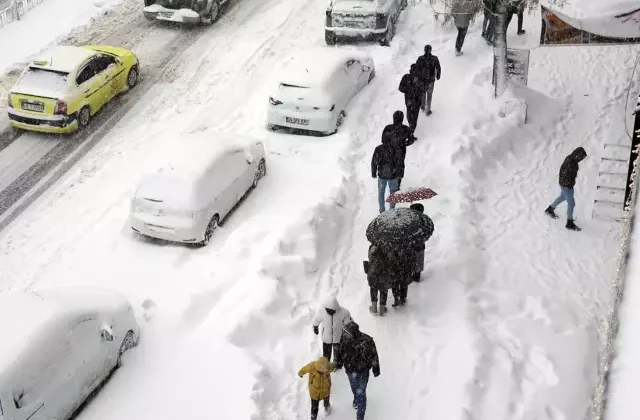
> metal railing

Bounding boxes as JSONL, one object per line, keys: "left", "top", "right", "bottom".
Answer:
{"left": 0, "top": 0, "right": 47, "bottom": 30}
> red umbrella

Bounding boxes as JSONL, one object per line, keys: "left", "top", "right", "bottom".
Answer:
{"left": 387, "top": 187, "right": 438, "bottom": 204}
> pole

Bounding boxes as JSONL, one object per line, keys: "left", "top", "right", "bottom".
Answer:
{"left": 624, "top": 108, "right": 640, "bottom": 210}
{"left": 493, "top": 0, "right": 508, "bottom": 97}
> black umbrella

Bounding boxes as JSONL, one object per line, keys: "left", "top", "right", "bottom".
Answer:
{"left": 366, "top": 208, "right": 434, "bottom": 249}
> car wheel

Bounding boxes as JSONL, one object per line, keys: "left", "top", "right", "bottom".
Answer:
{"left": 380, "top": 19, "right": 395, "bottom": 46}
{"left": 252, "top": 159, "right": 267, "bottom": 187}
{"left": 200, "top": 215, "right": 219, "bottom": 246}
{"left": 117, "top": 330, "right": 136, "bottom": 368}
{"left": 368, "top": 69, "right": 376, "bottom": 83}
{"left": 206, "top": 1, "right": 220, "bottom": 24}
{"left": 78, "top": 106, "right": 91, "bottom": 128}
{"left": 127, "top": 65, "right": 139, "bottom": 89}
{"left": 336, "top": 110, "right": 346, "bottom": 128}
{"left": 325, "top": 30, "right": 337, "bottom": 45}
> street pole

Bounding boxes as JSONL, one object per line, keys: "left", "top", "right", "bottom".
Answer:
{"left": 493, "top": 0, "right": 508, "bottom": 97}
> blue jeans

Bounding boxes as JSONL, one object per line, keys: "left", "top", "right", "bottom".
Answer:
{"left": 551, "top": 186, "right": 575, "bottom": 220}
{"left": 347, "top": 371, "right": 370, "bottom": 419}
{"left": 378, "top": 178, "right": 399, "bottom": 213}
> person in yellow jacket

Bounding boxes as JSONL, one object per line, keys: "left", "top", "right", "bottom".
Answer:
{"left": 298, "top": 356, "right": 336, "bottom": 420}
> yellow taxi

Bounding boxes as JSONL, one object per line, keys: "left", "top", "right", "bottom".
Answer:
{"left": 7, "top": 45, "right": 140, "bottom": 134}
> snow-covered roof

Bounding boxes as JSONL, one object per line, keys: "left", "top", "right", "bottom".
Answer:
{"left": 29, "top": 45, "right": 96, "bottom": 73}
{"left": 278, "top": 48, "right": 371, "bottom": 88}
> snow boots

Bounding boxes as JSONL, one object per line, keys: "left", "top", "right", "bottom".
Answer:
{"left": 455, "top": 49, "right": 463, "bottom": 56}
{"left": 566, "top": 219, "right": 581, "bottom": 231}
{"left": 370, "top": 302, "right": 387, "bottom": 316}
{"left": 546, "top": 206, "right": 581, "bottom": 231}
{"left": 518, "top": 29, "right": 526, "bottom": 35}
{"left": 545, "top": 205, "right": 558, "bottom": 219}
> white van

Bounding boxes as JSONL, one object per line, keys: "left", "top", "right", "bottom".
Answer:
{"left": 129, "top": 133, "right": 267, "bottom": 246}
{"left": 0, "top": 287, "right": 139, "bottom": 420}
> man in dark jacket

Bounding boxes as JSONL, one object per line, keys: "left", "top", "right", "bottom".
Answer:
{"left": 387, "top": 247, "right": 416, "bottom": 307}
{"left": 545, "top": 147, "right": 588, "bottom": 231}
{"left": 410, "top": 203, "right": 426, "bottom": 282}
{"left": 398, "top": 65, "right": 424, "bottom": 132}
{"left": 371, "top": 131, "right": 405, "bottom": 213}
{"left": 381, "top": 110, "right": 415, "bottom": 189}
{"left": 415, "top": 45, "right": 441, "bottom": 116}
{"left": 341, "top": 322, "right": 380, "bottom": 420}
{"left": 364, "top": 244, "right": 393, "bottom": 316}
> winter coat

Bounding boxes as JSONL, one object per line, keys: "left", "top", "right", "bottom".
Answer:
{"left": 312, "top": 296, "right": 352, "bottom": 344}
{"left": 341, "top": 324, "right": 380, "bottom": 376}
{"left": 386, "top": 247, "right": 417, "bottom": 286}
{"left": 558, "top": 147, "right": 587, "bottom": 188}
{"left": 366, "top": 245, "right": 395, "bottom": 290}
{"left": 452, "top": 0, "right": 479, "bottom": 28}
{"left": 416, "top": 53, "right": 441, "bottom": 84}
{"left": 380, "top": 112, "right": 413, "bottom": 161}
{"left": 298, "top": 357, "right": 335, "bottom": 401}
{"left": 399, "top": 72, "right": 425, "bottom": 101}
{"left": 371, "top": 139, "right": 405, "bottom": 180}
{"left": 507, "top": 0, "right": 525, "bottom": 14}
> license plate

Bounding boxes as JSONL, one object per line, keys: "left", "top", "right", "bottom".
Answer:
{"left": 285, "top": 117, "right": 309, "bottom": 125}
{"left": 344, "top": 21, "right": 360, "bottom": 28}
{"left": 21, "top": 102, "right": 44, "bottom": 112}
{"left": 146, "top": 224, "right": 172, "bottom": 233}
{"left": 159, "top": 11, "right": 174, "bottom": 18}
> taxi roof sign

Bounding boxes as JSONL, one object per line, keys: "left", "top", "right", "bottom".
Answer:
{"left": 31, "top": 60, "right": 49, "bottom": 66}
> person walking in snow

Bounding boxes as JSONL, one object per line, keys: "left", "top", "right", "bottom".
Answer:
{"left": 340, "top": 321, "right": 380, "bottom": 420}
{"left": 364, "top": 244, "right": 393, "bottom": 316}
{"left": 312, "top": 295, "right": 353, "bottom": 368}
{"left": 452, "top": 0, "right": 480, "bottom": 56}
{"left": 505, "top": 0, "right": 526, "bottom": 35}
{"left": 371, "top": 131, "right": 406, "bottom": 213}
{"left": 381, "top": 110, "right": 415, "bottom": 189}
{"left": 398, "top": 65, "right": 425, "bottom": 133}
{"left": 545, "top": 147, "right": 588, "bottom": 231}
{"left": 482, "top": 0, "right": 497, "bottom": 44}
{"left": 298, "top": 356, "right": 336, "bottom": 420}
{"left": 415, "top": 44, "right": 441, "bottom": 116}
{"left": 409, "top": 203, "right": 427, "bottom": 282}
{"left": 388, "top": 246, "right": 417, "bottom": 307}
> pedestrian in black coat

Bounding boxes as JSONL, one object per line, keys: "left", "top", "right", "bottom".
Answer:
{"left": 381, "top": 110, "right": 415, "bottom": 189}
{"left": 364, "top": 244, "right": 394, "bottom": 316}
{"left": 545, "top": 147, "right": 587, "bottom": 231}
{"left": 409, "top": 203, "right": 427, "bottom": 282}
{"left": 340, "top": 322, "right": 380, "bottom": 420}
{"left": 398, "top": 64, "right": 424, "bottom": 133}
{"left": 387, "top": 247, "right": 416, "bottom": 307}
{"left": 371, "top": 130, "right": 406, "bottom": 213}
{"left": 415, "top": 45, "right": 441, "bottom": 116}
{"left": 505, "top": 0, "right": 526, "bottom": 35}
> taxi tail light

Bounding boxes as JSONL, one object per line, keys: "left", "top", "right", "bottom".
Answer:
{"left": 54, "top": 100, "right": 67, "bottom": 115}
{"left": 7, "top": 93, "right": 13, "bottom": 108}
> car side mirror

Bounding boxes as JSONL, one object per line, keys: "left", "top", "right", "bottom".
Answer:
{"left": 101, "top": 326, "right": 114, "bottom": 342}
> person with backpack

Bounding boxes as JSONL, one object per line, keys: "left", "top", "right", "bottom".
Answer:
{"left": 371, "top": 130, "right": 406, "bottom": 213}
{"left": 415, "top": 45, "right": 441, "bottom": 116}
{"left": 544, "top": 147, "right": 588, "bottom": 231}
{"left": 298, "top": 356, "right": 336, "bottom": 420}
{"left": 398, "top": 64, "right": 425, "bottom": 132}
{"left": 381, "top": 110, "right": 415, "bottom": 189}
{"left": 312, "top": 295, "right": 353, "bottom": 368}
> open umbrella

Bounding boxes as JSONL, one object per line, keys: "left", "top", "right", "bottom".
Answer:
{"left": 387, "top": 187, "right": 437, "bottom": 204}
{"left": 366, "top": 207, "right": 434, "bottom": 250}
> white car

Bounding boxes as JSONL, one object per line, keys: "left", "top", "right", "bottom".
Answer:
{"left": 129, "top": 133, "right": 267, "bottom": 246}
{"left": 142, "top": 0, "right": 229, "bottom": 24}
{"left": 0, "top": 287, "right": 139, "bottom": 420}
{"left": 267, "top": 49, "right": 375, "bottom": 136}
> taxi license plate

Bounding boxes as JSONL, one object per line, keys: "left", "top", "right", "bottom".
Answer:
{"left": 159, "top": 11, "right": 174, "bottom": 18}
{"left": 286, "top": 117, "right": 309, "bottom": 125}
{"left": 21, "top": 102, "right": 44, "bottom": 112}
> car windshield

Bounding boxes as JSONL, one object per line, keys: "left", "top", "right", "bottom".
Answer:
{"left": 19, "top": 68, "right": 68, "bottom": 91}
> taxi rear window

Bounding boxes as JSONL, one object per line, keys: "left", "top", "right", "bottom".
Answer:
{"left": 19, "top": 67, "right": 68, "bottom": 91}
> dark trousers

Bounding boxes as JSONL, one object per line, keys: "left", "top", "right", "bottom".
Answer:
{"left": 455, "top": 27, "right": 468, "bottom": 52}
{"left": 506, "top": 11, "right": 524, "bottom": 32}
{"left": 392, "top": 282, "right": 408, "bottom": 302}
{"left": 369, "top": 286, "right": 388, "bottom": 305}
{"left": 347, "top": 371, "right": 370, "bottom": 420}
{"left": 322, "top": 342, "right": 342, "bottom": 366}
{"left": 485, "top": 14, "right": 496, "bottom": 41}
{"left": 311, "top": 397, "right": 330, "bottom": 419}
{"left": 405, "top": 97, "right": 420, "bottom": 131}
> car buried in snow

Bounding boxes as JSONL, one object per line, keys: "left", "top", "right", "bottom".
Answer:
{"left": 7, "top": 45, "right": 139, "bottom": 134}
{"left": 267, "top": 49, "right": 375, "bottom": 136}
{"left": 324, "top": 0, "right": 407, "bottom": 46}
{"left": 143, "top": 0, "right": 227, "bottom": 24}
{"left": 0, "top": 287, "right": 139, "bottom": 420}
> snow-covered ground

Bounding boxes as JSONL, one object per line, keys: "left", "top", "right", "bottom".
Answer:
{"left": 0, "top": 1, "right": 637, "bottom": 420}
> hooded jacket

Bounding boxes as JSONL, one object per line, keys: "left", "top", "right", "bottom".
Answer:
{"left": 371, "top": 115, "right": 407, "bottom": 180}
{"left": 312, "top": 296, "right": 352, "bottom": 344}
{"left": 381, "top": 111, "right": 414, "bottom": 152}
{"left": 416, "top": 51, "right": 441, "bottom": 84}
{"left": 398, "top": 65, "right": 425, "bottom": 100}
{"left": 298, "top": 356, "right": 336, "bottom": 400}
{"left": 341, "top": 322, "right": 380, "bottom": 376}
{"left": 366, "top": 244, "right": 395, "bottom": 290}
{"left": 558, "top": 147, "right": 587, "bottom": 188}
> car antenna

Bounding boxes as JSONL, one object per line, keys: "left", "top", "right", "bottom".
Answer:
{"left": 31, "top": 290, "right": 44, "bottom": 300}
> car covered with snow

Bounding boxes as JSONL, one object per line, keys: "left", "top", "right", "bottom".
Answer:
{"left": 129, "top": 132, "right": 267, "bottom": 246}
{"left": 142, "top": 0, "right": 227, "bottom": 24}
{"left": 7, "top": 45, "right": 139, "bottom": 134}
{"left": 0, "top": 287, "right": 139, "bottom": 420}
{"left": 324, "top": 0, "right": 407, "bottom": 46}
{"left": 267, "top": 49, "right": 375, "bottom": 136}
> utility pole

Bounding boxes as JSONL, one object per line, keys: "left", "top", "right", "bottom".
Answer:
{"left": 493, "top": 0, "right": 509, "bottom": 97}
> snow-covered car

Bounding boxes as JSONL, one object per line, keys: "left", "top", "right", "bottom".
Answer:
{"left": 325, "top": 0, "right": 407, "bottom": 46}
{"left": 0, "top": 287, "right": 139, "bottom": 420}
{"left": 267, "top": 49, "right": 375, "bottom": 136}
{"left": 143, "top": 0, "right": 228, "bottom": 24}
{"left": 129, "top": 133, "right": 267, "bottom": 246}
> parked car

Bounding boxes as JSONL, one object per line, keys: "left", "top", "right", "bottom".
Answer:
{"left": 0, "top": 287, "right": 139, "bottom": 420}
{"left": 7, "top": 45, "right": 139, "bottom": 135}
{"left": 143, "top": 0, "right": 228, "bottom": 24}
{"left": 267, "top": 49, "right": 375, "bottom": 136}
{"left": 129, "top": 133, "right": 267, "bottom": 246}
{"left": 324, "top": 0, "right": 408, "bottom": 46}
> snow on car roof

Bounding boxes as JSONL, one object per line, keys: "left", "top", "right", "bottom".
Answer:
{"left": 29, "top": 45, "right": 96, "bottom": 73}
{"left": 278, "top": 48, "right": 371, "bottom": 88}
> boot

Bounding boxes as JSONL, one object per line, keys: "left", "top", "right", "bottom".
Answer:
{"left": 379, "top": 305, "right": 388, "bottom": 316}
{"left": 545, "top": 206, "right": 558, "bottom": 219}
{"left": 566, "top": 219, "right": 581, "bottom": 231}
{"left": 392, "top": 299, "right": 402, "bottom": 307}
{"left": 324, "top": 405, "right": 331, "bottom": 415}
{"left": 517, "top": 29, "right": 526, "bottom": 35}
{"left": 369, "top": 302, "right": 378, "bottom": 314}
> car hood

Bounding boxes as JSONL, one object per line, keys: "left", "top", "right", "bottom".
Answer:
{"left": 10, "top": 85, "right": 62, "bottom": 100}
{"left": 330, "top": 0, "right": 379, "bottom": 15}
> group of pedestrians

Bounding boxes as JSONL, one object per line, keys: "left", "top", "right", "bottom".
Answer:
{"left": 398, "top": 45, "right": 441, "bottom": 131}
{"left": 299, "top": 295, "right": 380, "bottom": 420}
{"left": 480, "top": 0, "right": 527, "bottom": 46}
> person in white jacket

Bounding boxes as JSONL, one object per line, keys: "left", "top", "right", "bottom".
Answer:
{"left": 312, "top": 295, "right": 353, "bottom": 369}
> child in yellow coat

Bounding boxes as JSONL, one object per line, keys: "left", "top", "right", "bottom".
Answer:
{"left": 298, "top": 356, "right": 336, "bottom": 420}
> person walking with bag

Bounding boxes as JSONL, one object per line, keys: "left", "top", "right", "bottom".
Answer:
{"left": 364, "top": 244, "right": 393, "bottom": 316}
{"left": 415, "top": 45, "right": 441, "bottom": 116}
{"left": 312, "top": 295, "right": 353, "bottom": 368}
{"left": 398, "top": 65, "right": 424, "bottom": 132}
{"left": 544, "top": 147, "right": 587, "bottom": 231}
{"left": 381, "top": 110, "right": 415, "bottom": 188}
{"left": 452, "top": 0, "right": 480, "bottom": 56}
{"left": 298, "top": 356, "right": 336, "bottom": 420}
